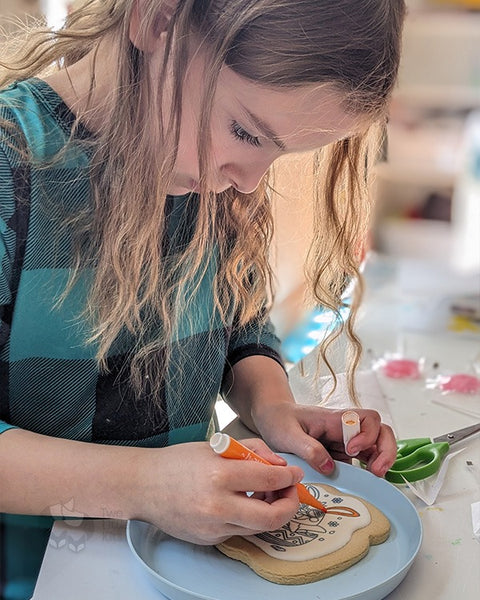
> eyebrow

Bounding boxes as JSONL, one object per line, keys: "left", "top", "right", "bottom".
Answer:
{"left": 242, "top": 107, "right": 287, "bottom": 152}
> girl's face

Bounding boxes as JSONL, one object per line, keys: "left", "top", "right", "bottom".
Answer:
{"left": 164, "top": 52, "right": 366, "bottom": 196}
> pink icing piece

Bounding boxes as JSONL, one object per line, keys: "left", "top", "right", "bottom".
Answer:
{"left": 383, "top": 359, "right": 421, "bottom": 379}
{"left": 440, "top": 374, "right": 480, "bottom": 394}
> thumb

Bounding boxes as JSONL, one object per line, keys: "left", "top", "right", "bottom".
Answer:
{"left": 292, "top": 432, "right": 335, "bottom": 475}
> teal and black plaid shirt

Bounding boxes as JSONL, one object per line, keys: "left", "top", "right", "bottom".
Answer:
{"left": 0, "top": 78, "right": 283, "bottom": 600}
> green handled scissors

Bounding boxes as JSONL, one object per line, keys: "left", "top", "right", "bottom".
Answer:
{"left": 385, "top": 422, "right": 480, "bottom": 483}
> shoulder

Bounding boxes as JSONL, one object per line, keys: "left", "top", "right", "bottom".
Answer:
{"left": 0, "top": 142, "right": 16, "bottom": 227}
{"left": 0, "top": 87, "right": 30, "bottom": 227}
{"left": 0, "top": 78, "right": 76, "bottom": 163}
{"left": 0, "top": 142, "right": 19, "bottom": 294}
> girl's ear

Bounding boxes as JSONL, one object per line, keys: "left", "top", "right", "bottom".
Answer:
{"left": 129, "top": 0, "right": 177, "bottom": 52}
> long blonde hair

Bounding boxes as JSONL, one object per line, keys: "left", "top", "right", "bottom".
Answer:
{"left": 0, "top": 0, "right": 405, "bottom": 402}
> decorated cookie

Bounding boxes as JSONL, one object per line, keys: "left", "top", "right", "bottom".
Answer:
{"left": 216, "top": 483, "right": 390, "bottom": 585}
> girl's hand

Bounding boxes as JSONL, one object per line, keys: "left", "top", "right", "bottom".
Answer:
{"left": 252, "top": 403, "right": 397, "bottom": 479}
{"left": 134, "top": 439, "right": 304, "bottom": 545}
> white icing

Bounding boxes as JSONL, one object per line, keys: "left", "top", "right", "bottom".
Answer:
{"left": 244, "top": 484, "right": 371, "bottom": 562}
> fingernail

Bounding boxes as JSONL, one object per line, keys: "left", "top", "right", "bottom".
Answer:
{"left": 294, "top": 468, "right": 305, "bottom": 483}
{"left": 320, "top": 459, "right": 334, "bottom": 473}
{"left": 347, "top": 446, "right": 360, "bottom": 457}
{"left": 379, "top": 464, "right": 390, "bottom": 478}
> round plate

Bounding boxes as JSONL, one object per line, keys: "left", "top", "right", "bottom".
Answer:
{"left": 127, "top": 457, "right": 422, "bottom": 600}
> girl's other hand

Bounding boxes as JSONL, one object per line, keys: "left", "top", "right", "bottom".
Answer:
{"left": 254, "top": 404, "right": 397, "bottom": 479}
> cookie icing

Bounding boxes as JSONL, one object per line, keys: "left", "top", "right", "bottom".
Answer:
{"left": 245, "top": 484, "right": 371, "bottom": 562}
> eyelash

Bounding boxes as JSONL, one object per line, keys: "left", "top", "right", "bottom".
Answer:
{"left": 230, "top": 120, "right": 261, "bottom": 147}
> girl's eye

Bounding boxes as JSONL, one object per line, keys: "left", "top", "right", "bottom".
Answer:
{"left": 230, "top": 120, "right": 261, "bottom": 147}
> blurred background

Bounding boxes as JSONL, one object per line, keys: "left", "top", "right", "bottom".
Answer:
{"left": 1, "top": 0, "right": 479, "bottom": 363}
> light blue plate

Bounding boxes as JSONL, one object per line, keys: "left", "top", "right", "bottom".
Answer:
{"left": 127, "top": 457, "right": 422, "bottom": 600}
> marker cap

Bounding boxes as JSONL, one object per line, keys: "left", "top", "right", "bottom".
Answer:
{"left": 342, "top": 410, "right": 361, "bottom": 457}
{"left": 210, "top": 432, "right": 230, "bottom": 454}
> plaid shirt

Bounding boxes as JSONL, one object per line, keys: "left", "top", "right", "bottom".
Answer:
{"left": 0, "top": 78, "right": 283, "bottom": 599}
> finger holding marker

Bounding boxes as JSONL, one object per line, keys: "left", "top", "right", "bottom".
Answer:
{"left": 341, "top": 413, "right": 397, "bottom": 477}
{"left": 216, "top": 452, "right": 304, "bottom": 494}
{"left": 342, "top": 409, "right": 383, "bottom": 455}
{"left": 364, "top": 423, "right": 398, "bottom": 477}
{"left": 210, "top": 433, "right": 328, "bottom": 513}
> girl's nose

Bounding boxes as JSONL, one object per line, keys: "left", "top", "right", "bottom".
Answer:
{"left": 221, "top": 161, "right": 271, "bottom": 195}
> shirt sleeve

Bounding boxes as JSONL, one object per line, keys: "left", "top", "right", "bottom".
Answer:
{"left": 225, "top": 312, "right": 285, "bottom": 372}
{"left": 0, "top": 421, "right": 17, "bottom": 434}
{"left": 0, "top": 142, "right": 19, "bottom": 434}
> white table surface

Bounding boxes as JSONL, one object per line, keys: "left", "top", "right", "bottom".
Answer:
{"left": 32, "top": 256, "right": 480, "bottom": 599}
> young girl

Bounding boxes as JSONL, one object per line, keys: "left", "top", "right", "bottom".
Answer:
{"left": 0, "top": 1, "right": 406, "bottom": 597}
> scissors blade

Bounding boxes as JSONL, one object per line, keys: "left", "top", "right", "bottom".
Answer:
{"left": 433, "top": 423, "right": 480, "bottom": 445}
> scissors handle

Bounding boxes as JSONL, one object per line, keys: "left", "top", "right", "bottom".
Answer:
{"left": 397, "top": 437, "right": 431, "bottom": 457}
{"left": 386, "top": 439, "right": 450, "bottom": 483}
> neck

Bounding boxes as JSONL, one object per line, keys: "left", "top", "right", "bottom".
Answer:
{"left": 41, "top": 39, "right": 119, "bottom": 133}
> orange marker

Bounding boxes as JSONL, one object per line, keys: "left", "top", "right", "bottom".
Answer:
{"left": 209, "top": 432, "right": 327, "bottom": 513}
